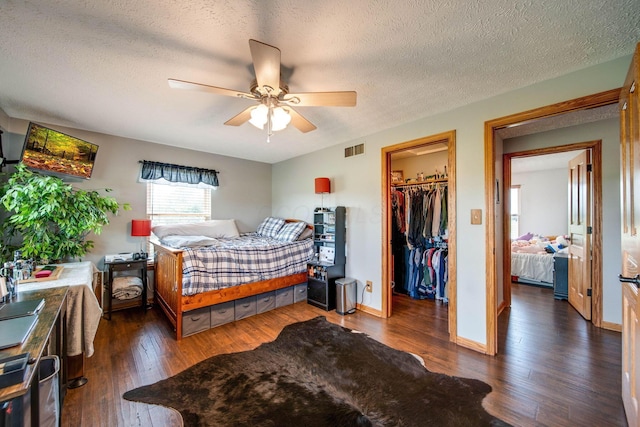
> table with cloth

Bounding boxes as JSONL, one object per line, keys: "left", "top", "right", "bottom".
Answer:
{"left": 19, "top": 261, "right": 102, "bottom": 387}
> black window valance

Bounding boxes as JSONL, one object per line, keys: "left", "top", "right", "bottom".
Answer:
{"left": 139, "top": 160, "right": 219, "bottom": 188}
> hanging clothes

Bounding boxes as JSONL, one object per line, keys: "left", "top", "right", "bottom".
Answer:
{"left": 439, "top": 186, "right": 448, "bottom": 236}
{"left": 391, "top": 189, "right": 407, "bottom": 293}
{"left": 390, "top": 182, "right": 449, "bottom": 299}
{"left": 431, "top": 187, "right": 442, "bottom": 238}
{"left": 407, "top": 190, "right": 427, "bottom": 249}
{"left": 393, "top": 183, "right": 448, "bottom": 244}
{"left": 431, "top": 248, "right": 449, "bottom": 302}
{"left": 422, "top": 189, "right": 434, "bottom": 240}
{"left": 391, "top": 190, "right": 406, "bottom": 234}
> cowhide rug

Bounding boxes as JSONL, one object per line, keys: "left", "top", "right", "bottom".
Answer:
{"left": 123, "top": 316, "right": 511, "bottom": 426}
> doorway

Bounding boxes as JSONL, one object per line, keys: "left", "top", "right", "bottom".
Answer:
{"left": 502, "top": 143, "right": 601, "bottom": 319}
{"left": 381, "top": 130, "right": 457, "bottom": 342}
{"left": 485, "top": 89, "right": 619, "bottom": 355}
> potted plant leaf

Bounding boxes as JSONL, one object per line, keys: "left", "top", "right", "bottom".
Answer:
{"left": 0, "top": 163, "right": 129, "bottom": 263}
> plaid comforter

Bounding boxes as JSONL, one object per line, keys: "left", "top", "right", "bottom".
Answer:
{"left": 178, "top": 234, "right": 314, "bottom": 296}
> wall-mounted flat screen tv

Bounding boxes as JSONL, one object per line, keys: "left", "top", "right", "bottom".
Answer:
{"left": 21, "top": 122, "right": 98, "bottom": 180}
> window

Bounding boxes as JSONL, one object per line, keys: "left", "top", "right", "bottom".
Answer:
{"left": 147, "top": 183, "right": 211, "bottom": 227}
{"left": 510, "top": 185, "right": 521, "bottom": 240}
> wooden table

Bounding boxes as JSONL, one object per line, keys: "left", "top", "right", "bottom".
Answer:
{"left": 0, "top": 286, "right": 68, "bottom": 426}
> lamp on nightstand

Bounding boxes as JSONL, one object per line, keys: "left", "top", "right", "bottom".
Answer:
{"left": 131, "top": 219, "right": 151, "bottom": 258}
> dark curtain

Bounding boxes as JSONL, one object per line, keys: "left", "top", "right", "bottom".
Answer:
{"left": 139, "top": 160, "right": 219, "bottom": 187}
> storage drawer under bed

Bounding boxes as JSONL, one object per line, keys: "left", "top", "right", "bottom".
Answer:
{"left": 276, "top": 286, "right": 294, "bottom": 307}
{"left": 235, "top": 296, "right": 257, "bottom": 320}
{"left": 182, "top": 306, "right": 211, "bottom": 337}
{"left": 181, "top": 283, "right": 308, "bottom": 338}
{"left": 210, "top": 301, "right": 235, "bottom": 327}
{"left": 256, "top": 291, "right": 276, "bottom": 314}
{"left": 294, "top": 283, "right": 308, "bottom": 303}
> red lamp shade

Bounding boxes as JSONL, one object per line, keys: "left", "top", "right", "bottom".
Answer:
{"left": 131, "top": 219, "right": 152, "bottom": 237}
{"left": 315, "top": 177, "right": 331, "bottom": 194}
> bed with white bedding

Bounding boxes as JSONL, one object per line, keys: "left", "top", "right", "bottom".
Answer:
{"left": 511, "top": 251, "right": 555, "bottom": 284}
{"left": 511, "top": 235, "right": 568, "bottom": 286}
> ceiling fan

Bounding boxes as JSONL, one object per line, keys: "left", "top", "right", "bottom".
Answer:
{"left": 168, "top": 39, "right": 357, "bottom": 142}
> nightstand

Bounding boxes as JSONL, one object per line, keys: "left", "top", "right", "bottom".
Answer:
{"left": 103, "top": 258, "right": 148, "bottom": 320}
{"left": 553, "top": 253, "right": 569, "bottom": 300}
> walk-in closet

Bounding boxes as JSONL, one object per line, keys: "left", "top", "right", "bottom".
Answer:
{"left": 390, "top": 142, "right": 449, "bottom": 308}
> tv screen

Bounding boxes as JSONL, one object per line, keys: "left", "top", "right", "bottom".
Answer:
{"left": 21, "top": 122, "right": 98, "bottom": 179}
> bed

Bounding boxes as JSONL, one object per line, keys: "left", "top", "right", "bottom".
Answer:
{"left": 151, "top": 217, "right": 314, "bottom": 340}
{"left": 510, "top": 235, "right": 568, "bottom": 286}
{"left": 511, "top": 251, "right": 555, "bottom": 285}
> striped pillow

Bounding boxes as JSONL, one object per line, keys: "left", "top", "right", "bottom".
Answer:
{"left": 275, "top": 221, "right": 307, "bottom": 242}
{"left": 256, "top": 217, "right": 286, "bottom": 238}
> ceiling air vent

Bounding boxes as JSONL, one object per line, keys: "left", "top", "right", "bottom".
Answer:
{"left": 345, "top": 143, "right": 365, "bottom": 158}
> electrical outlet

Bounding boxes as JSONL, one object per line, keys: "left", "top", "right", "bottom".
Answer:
{"left": 365, "top": 281, "right": 373, "bottom": 292}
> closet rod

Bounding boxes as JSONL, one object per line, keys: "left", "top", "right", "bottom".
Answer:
{"left": 392, "top": 179, "right": 447, "bottom": 189}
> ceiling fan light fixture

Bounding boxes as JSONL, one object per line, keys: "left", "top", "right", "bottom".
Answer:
{"left": 271, "top": 106, "right": 291, "bottom": 131}
{"left": 249, "top": 104, "right": 269, "bottom": 129}
{"left": 169, "top": 40, "right": 356, "bottom": 142}
{"left": 249, "top": 103, "right": 291, "bottom": 133}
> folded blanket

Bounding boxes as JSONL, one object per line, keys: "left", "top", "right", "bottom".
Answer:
{"left": 112, "top": 276, "right": 143, "bottom": 300}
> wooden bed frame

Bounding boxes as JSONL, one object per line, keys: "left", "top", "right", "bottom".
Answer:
{"left": 152, "top": 221, "right": 312, "bottom": 340}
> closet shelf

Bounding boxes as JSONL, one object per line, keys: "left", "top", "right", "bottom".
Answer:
{"left": 392, "top": 178, "right": 447, "bottom": 188}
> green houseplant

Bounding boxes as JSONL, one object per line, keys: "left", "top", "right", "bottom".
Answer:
{"left": 0, "top": 163, "right": 129, "bottom": 263}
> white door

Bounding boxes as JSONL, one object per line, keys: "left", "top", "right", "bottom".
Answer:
{"left": 568, "top": 150, "right": 592, "bottom": 320}
{"left": 620, "top": 42, "right": 640, "bottom": 427}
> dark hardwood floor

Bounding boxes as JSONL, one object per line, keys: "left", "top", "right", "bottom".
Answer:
{"left": 61, "top": 283, "right": 626, "bottom": 426}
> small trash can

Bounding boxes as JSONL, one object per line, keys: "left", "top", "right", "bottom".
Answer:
{"left": 23, "top": 355, "right": 60, "bottom": 427}
{"left": 335, "top": 278, "right": 357, "bottom": 315}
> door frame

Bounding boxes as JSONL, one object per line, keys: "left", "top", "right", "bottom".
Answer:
{"left": 485, "top": 88, "right": 619, "bottom": 355}
{"left": 381, "top": 130, "right": 457, "bottom": 342}
{"left": 502, "top": 142, "right": 602, "bottom": 316}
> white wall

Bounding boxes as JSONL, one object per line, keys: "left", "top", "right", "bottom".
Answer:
{"left": 272, "top": 55, "right": 630, "bottom": 345}
{"left": 0, "top": 108, "right": 9, "bottom": 132}
{"left": 512, "top": 168, "right": 568, "bottom": 238}
{"left": 2, "top": 118, "right": 273, "bottom": 270}
{"left": 505, "top": 118, "right": 622, "bottom": 324}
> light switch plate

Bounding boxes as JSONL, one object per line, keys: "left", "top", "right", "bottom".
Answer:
{"left": 471, "top": 209, "right": 482, "bottom": 225}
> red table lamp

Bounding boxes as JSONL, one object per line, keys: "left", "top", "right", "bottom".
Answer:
{"left": 131, "top": 219, "right": 151, "bottom": 257}
{"left": 315, "top": 177, "right": 331, "bottom": 211}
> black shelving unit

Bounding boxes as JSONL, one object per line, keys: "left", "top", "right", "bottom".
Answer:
{"left": 307, "top": 206, "right": 346, "bottom": 311}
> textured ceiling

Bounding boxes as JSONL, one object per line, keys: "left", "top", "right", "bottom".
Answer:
{"left": 0, "top": 0, "right": 638, "bottom": 164}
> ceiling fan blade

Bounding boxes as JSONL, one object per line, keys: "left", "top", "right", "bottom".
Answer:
{"left": 249, "top": 39, "right": 281, "bottom": 96}
{"left": 287, "top": 107, "right": 317, "bottom": 133}
{"left": 285, "top": 91, "right": 357, "bottom": 107}
{"left": 168, "top": 78, "right": 253, "bottom": 99}
{"left": 224, "top": 106, "right": 255, "bottom": 126}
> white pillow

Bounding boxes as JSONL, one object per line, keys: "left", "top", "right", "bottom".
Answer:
{"left": 152, "top": 220, "right": 239, "bottom": 239}
{"left": 161, "top": 235, "right": 219, "bottom": 248}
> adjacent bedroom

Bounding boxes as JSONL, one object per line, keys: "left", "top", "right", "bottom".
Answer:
{"left": 509, "top": 151, "right": 583, "bottom": 295}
